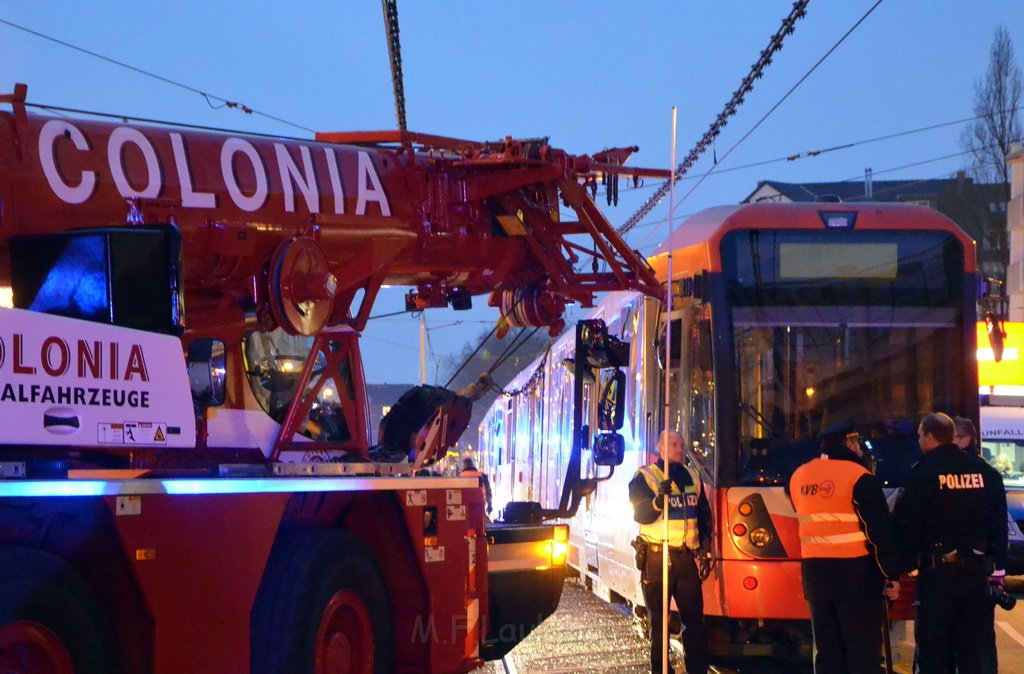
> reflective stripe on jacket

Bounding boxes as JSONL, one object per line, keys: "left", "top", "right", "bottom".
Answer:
{"left": 637, "top": 463, "right": 701, "bottom": 550}
{"left": 789, "top": 456, "right": 870, "bottom": 559}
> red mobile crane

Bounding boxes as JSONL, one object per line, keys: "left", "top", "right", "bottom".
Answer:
{"left": 0, "top": 84, "right": 663, "bottom": 674}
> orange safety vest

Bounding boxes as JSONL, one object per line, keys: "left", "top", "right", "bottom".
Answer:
{"left": 789, "top": 456, "right": 870, "bottom": 559}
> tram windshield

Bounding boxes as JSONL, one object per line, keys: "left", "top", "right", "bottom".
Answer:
{"left": 722, "top": 228, "right": 968, "bottom": 487}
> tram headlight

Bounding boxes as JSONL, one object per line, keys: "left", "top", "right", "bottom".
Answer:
{"left": 748, "top": 527, "right": 773, "bottom": 548}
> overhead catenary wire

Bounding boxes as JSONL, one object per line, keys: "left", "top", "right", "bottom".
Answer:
{"left": 614, "top": 106, "right": 1024, "bottom": 203}
{"left": 839, "top": 142, "right": 1021, "bottom": 183}
{"left": 490, "top": 328, "right": 543, "bottom": 374}
{"left": 360, "top": 334, "right": 421, "bottom": 352}
{"left": 617, "top": 0, "right": 812, "bottom": 236}
{"left": 673, "top": 0, "right": 886, "bottom": 209}
{"left": 0, "top": 17, "right": 316, "bottom": 134}
{"left": 629, "top": 141, "right": 1019, "bottom": 255}
{"left": 571, "top": 104, "right": 1024, "bottom": 241}
{"left": 443, "top": 325, "right": 501, "bottom": 389}
{"left": 8, "top": 11, "right": 1005, "bottom": 230}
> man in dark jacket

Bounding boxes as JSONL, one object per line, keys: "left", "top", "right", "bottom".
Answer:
{"left": 893, "top": 412, "right": 1007, "bottom": 673}
{"left": 789, "top": 422, "right": 902, "bottom": 674}
{"left": 629, "top": 430, "right": 712, "bottom": 674}
{"left": 460, "top": 456, "right": 492, "bottom": 515}
{"left": 954, "top": 415, "right": 990, "bottom": 461}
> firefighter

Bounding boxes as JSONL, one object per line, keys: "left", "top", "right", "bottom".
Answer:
{"left": 629, "top": 430, "right": 711, "bottom": 674}
{"left": 460, "top": 457, "right": 493, "bottom": 515}
{"left": 893, "top": 412, "right": 1007, "bottom": 673}
{"left": 789, "top": 421, "right": 902, "bottom": 674}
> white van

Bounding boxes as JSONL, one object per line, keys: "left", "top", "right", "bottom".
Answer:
{"left": 980, "top": 405, "right": 1024, "bottom": 574}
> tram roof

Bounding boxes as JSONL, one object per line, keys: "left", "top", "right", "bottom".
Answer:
{"left": 647, "top": 202, "right": 975, "bottom": 277}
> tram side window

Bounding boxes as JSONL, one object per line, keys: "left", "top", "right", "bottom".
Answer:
{"left": 507, "top": 399, "right": 516, "bottom": 464}
{"left": 529, "top": 385, "right": 544, "bottom": 466}
{"left": 689, "top": 311, "right": 716, "bottom": 477}
{"left": 656, "top": 316, "right": 685, "bottom": 439}
{"left": 492, "top": 412, "right": 505, "bottom": 466}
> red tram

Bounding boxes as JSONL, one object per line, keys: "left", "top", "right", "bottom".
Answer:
{"left": 480, "top": 202, "right": 980, "bottom": 654}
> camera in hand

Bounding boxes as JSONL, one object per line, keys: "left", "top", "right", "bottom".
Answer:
{"left": 988, "top": 584, "right": 1017, "bottom": 611}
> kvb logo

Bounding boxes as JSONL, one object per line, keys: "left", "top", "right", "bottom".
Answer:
{"left": 799, "top": 479, "right": 836, "bottom": 498}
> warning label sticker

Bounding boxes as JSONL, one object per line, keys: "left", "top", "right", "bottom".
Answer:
{"left": 116, "top": 495, "right": 142, "bottom": 516}
{"left": 98, "top": 421, "right": 168, "bottom": 445}
{"left": 406, "top": 490, "right": 427, "bottom": 506}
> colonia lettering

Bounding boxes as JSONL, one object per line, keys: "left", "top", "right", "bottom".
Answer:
{"left": 37, "top": 120, "right": 393, "bottom": 217}
{"left": 0, "top": 334, "right": 148, "bottom": 382}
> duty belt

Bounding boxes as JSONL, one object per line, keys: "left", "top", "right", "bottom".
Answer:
{"left": 919, "top": 549, "right": 990, "bottom": 571}
{"left": 646, "top": 542, "right": 693, "bottom": 555}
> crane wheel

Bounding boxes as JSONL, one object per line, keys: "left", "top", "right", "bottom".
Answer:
{"left": 252, "top": 529, "right": 394, "bottom": 674}
{"left": 0, "top": 548, "right": 117, "bottom": 674}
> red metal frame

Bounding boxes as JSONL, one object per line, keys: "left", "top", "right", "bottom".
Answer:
{"left": 271, "top": 329, "right": 369, "bottom": 462}
{"left": 317, "top": 125, "right": 665, "bottom": 314}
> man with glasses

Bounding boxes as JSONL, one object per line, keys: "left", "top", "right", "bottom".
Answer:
{"left": 953, "top": 416, "right": 989, "bottom": 461}
{"left": 893, "top": 412, "right": 1007, "bottom": 673}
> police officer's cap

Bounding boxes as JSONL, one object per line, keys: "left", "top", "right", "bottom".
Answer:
{"left": 819, "top": 419, "right": 858, "bottom": 442}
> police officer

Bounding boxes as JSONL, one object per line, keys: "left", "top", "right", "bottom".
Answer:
{"left": 893, "top": 412, "right": 1007, "bottom": 673}
{"left": 789, "top": 421, "right": 902, "bottom": 674}
{"left": 629, "top": 430, "right": 711, "bottom": 674}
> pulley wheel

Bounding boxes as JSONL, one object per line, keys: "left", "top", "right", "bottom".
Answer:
{"left": 495, "top": 284, "right": 566, "bottom": 336}
{"left": 268, "top": 237, "right": 337, "bottom": 336}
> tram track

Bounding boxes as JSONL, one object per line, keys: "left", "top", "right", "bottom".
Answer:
{"left": 482, "top": 580, "right": 813, "bottom": 674}
{"left": 483, "top": 579, "right": 920, "bottom": 674}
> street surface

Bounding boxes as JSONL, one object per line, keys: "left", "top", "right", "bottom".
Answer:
{"left": 474, "top": 578, "right": 1024, "bottom": 674}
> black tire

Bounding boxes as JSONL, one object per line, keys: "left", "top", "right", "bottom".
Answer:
{"left": 251, "top": 529, "right": 394, "bottom": 674}
{"left": 0, "top": 547, "right": 117, "bottom": 674}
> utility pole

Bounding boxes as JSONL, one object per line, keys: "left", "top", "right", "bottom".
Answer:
{"left": 419, "top": 312, "right": 427, "bottom": 384}
{"left": 660, "top": 105, "right": 678, "bottom": 674}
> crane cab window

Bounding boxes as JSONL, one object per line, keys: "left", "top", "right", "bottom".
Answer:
{"left": 243, "top": 328, "right": 353, "bottom": 443}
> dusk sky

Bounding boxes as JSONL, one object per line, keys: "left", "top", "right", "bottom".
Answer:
{"left": 4, "top": 1, "right": 1023, "bottom": 384}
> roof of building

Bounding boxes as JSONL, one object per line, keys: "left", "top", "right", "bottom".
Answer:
{"left": 744, "top": 178, "right": 956, "bottom": 204}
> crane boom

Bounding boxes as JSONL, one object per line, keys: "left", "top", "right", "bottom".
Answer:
{"left": 0, "top": 86, "right": 662, "bottom": 339}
